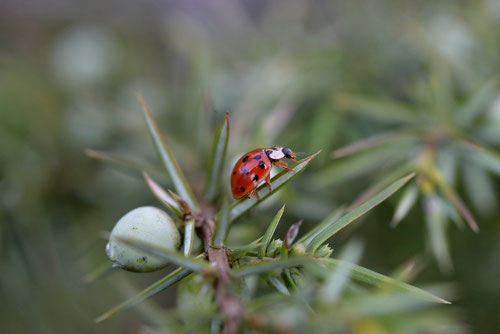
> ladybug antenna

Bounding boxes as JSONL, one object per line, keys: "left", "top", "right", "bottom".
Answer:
{"left": 294, "top": 152, "right": 305, "bottom": 157}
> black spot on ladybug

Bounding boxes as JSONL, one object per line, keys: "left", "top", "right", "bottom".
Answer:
{"left": 240, "top": 187, "right": 246, "bottom": 192}
{"left": 254, "top": 155, "right": 261, "bottom": 160}
{"left": 259, "top": 161, "right": 265, "bottom": 169}
{"left": 242, "top": 168, "right": 249, "bottom": 175}
{"left": 253, "top": 175, "right": 259, "bottom": 181}
{"left": 242, "top": 156, "right": 249, "bottom": 162}
{"left": 232, "top": 171, "right": 236, "bottom": 175}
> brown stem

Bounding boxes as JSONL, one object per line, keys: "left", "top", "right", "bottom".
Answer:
{"left": 195, "top": 214, "right": 245, "bottom": 334}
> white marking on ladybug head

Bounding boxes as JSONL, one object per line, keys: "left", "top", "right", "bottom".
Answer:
{"left": 266, "top": 147, "right": 285, "bottom": 160}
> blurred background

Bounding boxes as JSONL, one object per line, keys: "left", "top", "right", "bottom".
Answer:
{"left": 1, "top": 0, "right": 500, "bottom": 333}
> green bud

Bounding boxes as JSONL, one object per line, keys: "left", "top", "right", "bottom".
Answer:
{"left": 289, "top": 268, "right": 304, "bottom": 286}
{"left": 314, "top": 244, "right": 333, "bottom": 258}
{"left": 106, "top": 206, "right": 181, "bottom": 272}
{"left": 266, "top": 239, "right": 283, "bottom": 257}
{"left": 290, "top": 243, "right": 306, "bottom": 256}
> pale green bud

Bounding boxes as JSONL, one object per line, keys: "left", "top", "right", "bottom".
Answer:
{"left": 266, "top": 239, "right": 283, "bottom": 257}
{"left": 106, "top": 206, "right": 181, "bottom": 272}
{"left": 290, "top": 243, "right": 306, "bottom": 256}
{"left": 314, "top": 244, "right": 333, "bottom": 258}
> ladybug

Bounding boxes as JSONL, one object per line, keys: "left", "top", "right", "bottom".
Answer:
{"left": 231, "top": 147, "right": 297, "bottom": 199}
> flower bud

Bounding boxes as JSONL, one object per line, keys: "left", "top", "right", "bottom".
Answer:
{"left": 314, "top": 244, "right": 333, "bottom": 258}
{"left": 289, "top": 268, "right": 304, "bottom": 286}
{"left": 266, "top": 239, "right": 283, "bottom": 257}
{"left": 290, "top": 243, "right": 306, "bottom": 256}
{"left": 106, "top": 206, "right": 181, "bottom": 272}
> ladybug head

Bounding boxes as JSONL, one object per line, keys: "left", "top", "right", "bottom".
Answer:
{"left": 282, "top": 147, "right": 296, "bottom": 161}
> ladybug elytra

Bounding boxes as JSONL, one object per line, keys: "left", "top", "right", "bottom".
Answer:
{"left": 230, "top": 147, "right": 297, "bottom": 199}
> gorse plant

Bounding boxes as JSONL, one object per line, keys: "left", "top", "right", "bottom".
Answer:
{"left": 312, "top": 67, "right": 499, "bottom": 273}
{"left": 89, "top": 96, "right": 454, "bottom": 333}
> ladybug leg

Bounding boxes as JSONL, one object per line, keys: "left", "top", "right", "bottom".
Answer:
{"left": 255, "top": 189, "right": 261, "bottom": 200}
{"left": 273, "top": 161, "right": 295, "bottom": 172}
{"left": 266, "top": 173, "right": 272, "bottom": 193}
{"left": 247, "top": 188, "right": 261, "bottom": 200}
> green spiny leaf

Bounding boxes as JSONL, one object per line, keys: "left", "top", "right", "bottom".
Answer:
{"left": 183, "top": 219, "right": 196, "bottom": 256}
{"left": 391, "top": 184, "right": 419, "bottom": 228}
{"left": 212, "top": 198, "right": 230, "bottom": 247}
{"left": 461, "top": 141, "right": 500, "bottom": 176}
{"left": 319, "top": 258, "right": 450, "bottom": 304}
{"left": 336, "top": 93, "right": 419, "bottom": 124}
{"left": 267, "top": 277, "right": 290, "bottom": 295}
{"left": 455, "top": 77, "right": 498, "bottom": 127}
{"left": 230, "top": 237, "right": 263, "bottom": 261}
{"left": 319, "top": 240, "right": 364, "bottom": 302}
{"left": 281, "top": 269, "right": 297, "bottom": 292}
{"left": 86, "top": 149, "right": 164, "bottom": 175}
{"left": 143, "top": 172, "right": 183, "bottom": 218}
{"left": 138, "top": 94, "right": 200, "bottom": 212}
{"left": 204, "top": 112, "right": 230, "bottom": 202}
{"left": 259, "top": 204, "right": 286, "bottom": 258}
{"left": 432, "top": 169, "right": 479, "bottom": 232}
{"left": 307, "top": 173, "right": 415, "bottom": 252}
{"left": 294, "top": 206, "right": 345, "bottom": 249}
{"left": 232, "top": 257, "right": 309, "bottom": 278}
{"left": 82, "top": 262, "right": 114, "bottom": 284}
{"left": 312, "top": 142, "right": 414, "bottom": 189}
{"left": 332, "top": 130, "right": 414, "bottom": 159}
{"left": 462, "top": 163, "right": 497, "bottom": 214}
{"left": 424, "top": 195, "right": 453, "bottom": 274}
{"left": 116, "top": 236, "right": 209, "bottom": 272}
{"left": 95, "top": 267, "right": 191, "bottom": 322}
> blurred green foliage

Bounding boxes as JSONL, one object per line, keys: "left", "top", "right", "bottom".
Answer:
{"left": 2, "top": 0, "right": 500, "bottom": 333}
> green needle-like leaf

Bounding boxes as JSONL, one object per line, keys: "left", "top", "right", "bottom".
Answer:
{"left": 319, "top": 258, "right": 450, "bottom": 304}
{"left": 455, "top": 77, "right": 498, "bottom": 127}
{"left": 116, "top": 236, "right": 209, "bottom": 272}
{"left": 438, "top": 182, "right": 479, "bottom": 233}
{"left": 319, "top": 240, "right": 364, "bottom": 303}
{"left": 259, "top": 204, "right": 286, "bottom": 258}
{"left": 461, "top": 142, "right": 500, "bottom": 176}
{"left": 138, "top": 94, "right": 199, "bottom": 212}
{"left": 391, "top": 184, "right": 419, "bottom": 228}
{"left": 294, "top": 206, "right": 345, "bottom": 249}
{"left": 463, "top": 164, "right": 497, "bottom": 214}
{"left": 82, "top": 262, "right": 114, "bottom": 284}
{"left": 204, "top": 112, "right": 229, "bottom": 201}
{"left": 307, "top": 173, "right": 415, "bottom": 252}
{"left": 424, "top": 195, "right": 453, "bottom": 274}
{"left": 267, "top": 277, "right": 290, "bottom": 295}
{"left": 95, "top": 267, "right": 191, "bottom": 322}
{"left": 183, "top": 219, "right": 196, "bottom": 256}
{"left": 232, "top": 257, "right": 309, "bottom": 278}
{"left": 85, "top": 149, "right": 164, "bottom": 175}
{"left": 229, "top": 151, "right": 320, "bottom": 223}
{"left": 331, "top": 130, "right": 413, "bottom": 159}
{"left": 312, "top": 142, "right": 414, "bottom": 189}
{"left": 336, "top": 93, "right": 419, "bottom": 124}
{"left": 347, "top": 162, "right": 416, "bottom": 210}
{"left": 143, "top": 172, "right": 183, "bottom": 218}
{"left": 229, "top": 237, "right": 263, "bottom": 261}
{"left": 429, "top": 164, "right": 479, "bottom": 232}
{"left": 212, "top": 198, "right": 230, "bottom": 247}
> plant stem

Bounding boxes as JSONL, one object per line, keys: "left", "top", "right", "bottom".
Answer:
{"left": 195, "top": 211, "right": 244, "bottom": 334}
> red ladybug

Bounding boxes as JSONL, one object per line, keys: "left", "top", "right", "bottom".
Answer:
{"left": 231, "top": 147, "right": 297, "bottom": 199}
